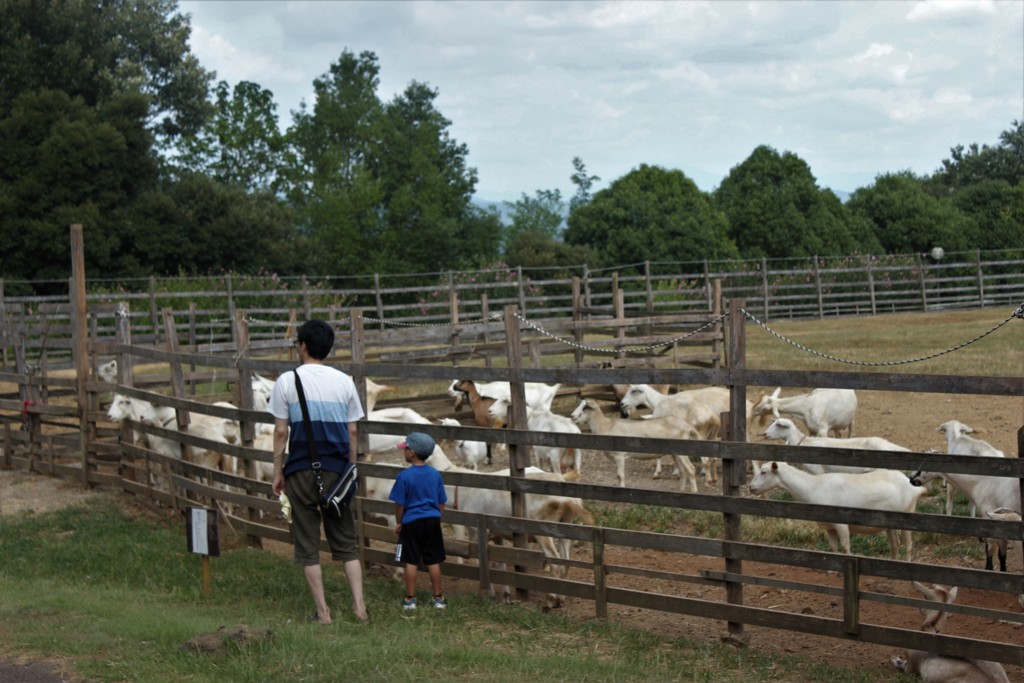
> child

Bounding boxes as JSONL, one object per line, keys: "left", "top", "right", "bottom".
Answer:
{"left": 389, "top": 431, "right": 448, "bottom": 610}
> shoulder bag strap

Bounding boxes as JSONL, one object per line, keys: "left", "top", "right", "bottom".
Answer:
{"left": 293, "top": 369, "right": 326, "bottom": 497}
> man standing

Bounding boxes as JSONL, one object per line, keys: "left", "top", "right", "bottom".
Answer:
{"left": 270, "top": 319, "right": 367, "bottom": 624}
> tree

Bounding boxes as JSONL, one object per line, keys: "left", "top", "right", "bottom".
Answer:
{"left": 373, "top": 81, "right": 480, "bottom": 276}
{"left": 0, "top": 89, "right": 155, "bottom": 282}
{"left": 286, "top": 50, "right": 386, "bottom": 275}
{"left": 846, "top": 172, "right": 976, "bottom": 254}
{"left": 504, "top": 230, "right": 596, "bottom": 271}
{"left": 926, "top": 120, "right": 1024, "bottom": 196}
{"left": 564, "top": 164, "right": 737, "bottom": 267}
{"left": 288, "top": 50, "right": 486, "bottom": 278}
{"left": 0, "top": 0, "right": 215, "bottom": 285}
{"left": 569, "top": 156, "right": 600, "bottom": 213}
{"left": 0, "top": 0, "right": 213, "bottom": 144}
{"left": 503, "top": 189, "right": 565, "bottom": 246}
{"left": 175, "top": 81, "right": 288, "bottom": 193}
{"left": 714, "top": 145, "right": 878, "bottom": 259}
{"left": 951, "top": 179, "right": 1024, "bottom": 252}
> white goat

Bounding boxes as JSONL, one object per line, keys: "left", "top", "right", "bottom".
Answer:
{"left": 936, "top": 420, "right": 1006, "bottom": 516}
{"left": 985, "top": 508, "right": 1024, "bottom": 610}
{"left": 619, "top": 384, "right": 754, "bottom": 482}
{"left": 470, "top": 381, "right": 562, "bottom": 425}
{"left": 752, "top": 387, "right": 857, "bottom": 438}
{"left": 364, "top": 406, "right": 432, "bottom": 454}
{"left": 437, "top": 417, "right": 488, "bottom": 470}
{"left": 484, "top": 398, "right": 582, "bottom": 475}
{"left": 891, "top": 581, "right": 1010, "bottom": 682}
{"left": 911, "top": 467, "right": 1021, "bottom": 572}
{"left": 570, "top": 399, "right": 699, "bottom": 492}
{"left": 447, "top": 466, "right": 593, "bottom": 610}
{"left": 762, "top": 418, "right": 909, "bottom": 474}
{"left": 748, "top": 461, "right": 926, "bottom": 559}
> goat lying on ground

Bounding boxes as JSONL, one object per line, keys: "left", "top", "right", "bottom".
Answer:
{"left": 761, "top": 418, "right": 909, "bottom": 474}
{"left": 752, "top": 387, "right": 857, "bottom": 438}
{"left": 748, "top": 461, "right": 926, "bottom": 559}
{"left": 570, "top": 399, "right": 699, "bottom": 492}
{"left": 890, "top": 581, "right": 1010, "bottom": 682}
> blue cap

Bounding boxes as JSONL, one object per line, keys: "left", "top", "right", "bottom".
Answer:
{"left": 397, "top": 431, "right": 435, "bottom": 458}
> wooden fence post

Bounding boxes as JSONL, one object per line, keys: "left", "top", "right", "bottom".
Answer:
{"left": 571, "top": 277, "right": 583, "bottom": 366}
{"left": 976, "top": 250, "right": 986, "bottom": 307}
{"left": 516, "top": 266, "right": 526, "bottom": 313}
{"left": 867, "top": 256, "right": 877, "bottom": 315}
{"left": 813, "top": 255, "right": 824, "bottom": 319}
{"left": 148, "top": 276, "right": 160, "bottom": 344}
{"left": 374, "top": 273, "right": 385, "bottom": 329}
{"left": 70, "top": 224, "right": 91, "bottom": 486}
{"left": 760, "top": 257, "right": 769, "bottom": 322}
{"left": 712, "top": 279, "right": 722, "bottom": 369}
{"left": 349, "top": 308, "right": 368, "bottom": 460}
{"left": 226, "top": 273, "right": 237, "bottom": 345}
{"left": 503, "top": 304, "right": 530, "bottom": 602}
{"left": 917, "top": 253, "right": 928, "bottom": 311}
{"left": 0, "top": 278, "right": 7, "bottom": 367}
{"left": 481, "top": 294, "right": 492, "bottom": 368}
{"left": 723, "top": 297, "right": 747, "bottom": 643}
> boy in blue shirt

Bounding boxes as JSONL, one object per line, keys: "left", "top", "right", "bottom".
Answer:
{"left": 389, "top": 432, "right": 448, "bottom": 610}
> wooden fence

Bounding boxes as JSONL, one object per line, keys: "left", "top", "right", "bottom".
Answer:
{"left": 3, "top": 248, "right": 1023, "bottom": 368}
{"left": 2, "top": 292, "right": 1022, "bottom": 670}
{"left": 1, "top": 227, "right": 1023, "bottom": 669}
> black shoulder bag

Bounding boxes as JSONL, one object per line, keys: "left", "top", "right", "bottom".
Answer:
{"left": 293, "top": 369, "right": 358, "bottom": 518}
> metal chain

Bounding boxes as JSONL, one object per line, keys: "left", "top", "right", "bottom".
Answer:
{"left": 362, "top": 312, "right": 504, "bottom": 328}
{"left": 510, "top": 310, "right": 729, "bottom": 354}
{"left": 741, "top": 304, "right": 1023, "bottom": 366}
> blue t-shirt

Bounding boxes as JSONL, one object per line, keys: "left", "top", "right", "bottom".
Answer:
{"left": 389, "top": 464, "right": 447, "bottom": 524}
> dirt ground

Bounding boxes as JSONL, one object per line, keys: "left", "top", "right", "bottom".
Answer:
{"left": 2, "top": 386, "right": 1022, "bottom": 680}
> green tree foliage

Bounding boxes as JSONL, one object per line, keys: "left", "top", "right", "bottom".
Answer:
{"left": 0, "top": 0, "right": 213, "bottom": 143}
{"left": 126, "top": 173, "right": 300, "bottom": 276}
{"left": 175, "top": 81, "right": 288, "bottom": 193}
{"left": 950, "top": 179, "right": 1024, "bottom": 252}
{"left": 504, "top": 189, "right": 565, "bottom": 245}
{"left": 714, "top": 145, "right": 879, "bottom": 259}
{"left": 565, "top": 164, "right": 737, "bottom": 267}
{"left": 374, "top": 81, "right": 483, "bottom": 274}
{"left": 0, "top": 89, "right": 155, "bottom": 281}
{"left": 569, "top": 156, "right": 600, "bottom": 214}
{"left": 288, "top": 50, "right": 491, "bottom": 279}
{"left": 926, "top": 120, "right": 1024, "bottom": 196}
{"left": 504, "top": 230, "right": 597, "bottom": 272}
{"left": 846, "top": 171, "right": 976, "bottom": 254}
{"left": 0, "top": 0, "right": 215, "bottom": 286}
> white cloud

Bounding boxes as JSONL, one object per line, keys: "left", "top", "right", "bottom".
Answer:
{"left": 180, "top": 0, "right": 1023, "bottom": 200}
{"left": 907, "top": 0, "right": 997, "bottom": 22}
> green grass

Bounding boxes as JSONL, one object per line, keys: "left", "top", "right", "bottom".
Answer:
{"left": 0, "top": 496, "right": 904, "bottom": 683}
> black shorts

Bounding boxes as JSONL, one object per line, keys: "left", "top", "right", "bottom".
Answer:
{"left": 397, "top": 517, "right": 446, "bottom": 566}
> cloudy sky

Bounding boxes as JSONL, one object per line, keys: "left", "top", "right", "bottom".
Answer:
{"left": 179, "top": 0, "right": 1023, "bottom": 204}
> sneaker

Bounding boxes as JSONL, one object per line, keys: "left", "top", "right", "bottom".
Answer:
{"left": 432, "top": 594, "right": 447, "bottom": 609}
{"left": 401, "top": 596, "right": 417, "bottom": 611}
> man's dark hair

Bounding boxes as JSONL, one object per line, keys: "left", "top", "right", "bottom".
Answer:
{"left": 296, "top": 319, "right": 334, "bottom": 360}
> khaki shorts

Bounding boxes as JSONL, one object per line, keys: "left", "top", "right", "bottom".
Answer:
{"left": 286, "top": 468, "right": 359, "bottom": 565}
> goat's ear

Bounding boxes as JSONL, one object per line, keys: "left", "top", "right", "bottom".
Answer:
{"left": 771, "top": 387, "right": 781, "bottom": 398}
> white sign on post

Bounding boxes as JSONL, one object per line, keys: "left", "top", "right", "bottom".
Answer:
{"left": 184, "top": 507, "right": 220, "bottom": 557}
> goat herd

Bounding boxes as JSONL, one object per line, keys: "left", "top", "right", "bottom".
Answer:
{"left": 100, "top": 361, "right": 1019, "bottom": 682}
